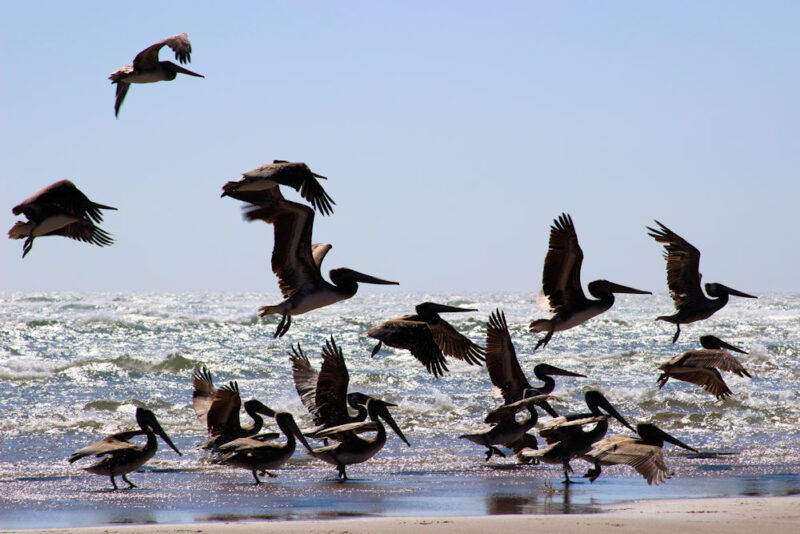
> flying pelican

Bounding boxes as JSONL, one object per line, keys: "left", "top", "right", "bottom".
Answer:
{"left": 242, "top": 192, "right": 398, "bottom": 337}
{"left": 289, "top": 337, "right": 388, "bottom": 434}
{"left": 647, "top": 220, "right": 757, "bottom": 343}
{"left": 68, "top": 407, "right": 181, "bottom": 490}
{"left": 657, "top": 335, "right": 752, "bottom": 400}
{"left": 9, "top": 180, "right": 116, "bottom": 258}
{"left": 192, "top": 367, "right": 276, "bottom": 449}
{"left": 309, "top": 397, "right": 410, "bottom": 480}
{"left": 582, "top": 423, "right": 697, "bottom": 485}
{"left": 521, "top": 390, "right": 634, "bottom": 483}
{"left": 214, "top": 412, "right": 314, "bottom": 485}
{"left": 530, "top": 214, "right": 651, "bottom": 350}
{"left": 366, "top": 302, "right": 486, "bottom": 378}
{"left": 486, "top": 309, "right": 585, "bottom": 417}
{"left": 221, "top": 160, "right": 335, "bottom": 216}
{"left": 109, "top": 33, "right": 204, "bottom": 117}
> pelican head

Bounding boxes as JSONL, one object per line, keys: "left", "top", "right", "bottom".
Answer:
{"left": 584, "top": 391, "right": 634, "bottom": 432}
{"left": 588, "top": 280, "right": 652, "bottom": 297}
{"left": 274, "top": 412, "right": 313, "bottom": 452}
{"left": 136, "top": 407, "right": 182, "bottom": 456}
{"left": 415, "top": 302, "right": 478, "bottom": 317}
{"left": 533, "top": 363, "right": 587, "bottom": 379}
{"left": 367, "top": 399, "right": 410, "bottom": 447}
{"left": 705, "top": 283, "right": 756, "bottom": 300}
{"left": 699, "top": 335, "right": 747, "bottom": 354}
{"left": 636, "top": 423, "right": 698, "bottom": 452}
{"left": 347, "top": 392, "right": 396, "bottom": 410}
{"left": 244, "top": 399, "right": 276, "bottom": 418}
{"left": 329, "top": 268, "right": 399, "bottom": 287}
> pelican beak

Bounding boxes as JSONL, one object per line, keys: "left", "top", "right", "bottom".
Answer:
{"left": 725, "top": 286, "right": 757, "bottom": 299}
{"left": 349, "top": 270, "right": 399, "bottom": 285}
{"left": 608, "top": 282, "right": 651, "bottom": 295}
{"left": 312, "top": 172, "right": 328, "bottom": 180}
{"left": 375, "top": 402, "right": 410, "bottom": 447}
{"left": 174, "top": 65, "right": 204, "bottom": 78}
{"left": 537, "top": 364, "right": 587, "bottom": 378}
{"left": 700, "top": 335, "right": 747, "bottom": 354}
{"left": 593, "top": 392, "right": 635, "bottom": 432}
{"left": 287, "top": 415, "right": 315, "bottom": 453}
{"left": 150, "top": 418, "right": 182, "bottom": 456}
{"left": 661, "top": 429, "right": 698, "bottom": 453}
{"left": 251, "top": 400, "right": 277, "bottom": 418}
{"left": 423, "top": 303, "right": 478, "bottom": 314}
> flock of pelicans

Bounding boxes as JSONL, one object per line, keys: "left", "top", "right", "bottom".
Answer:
{"left": 9, "top": 34, "right": 758, "bottom": 490}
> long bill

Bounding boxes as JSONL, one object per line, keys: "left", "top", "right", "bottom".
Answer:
{"left": 607, "top": 282, "right": 652, "bottom": 294}
{"left": 151, "top": 419, "right": 182, "bottom": 456}
{"left": 173, "top": 64, "right": 205, "bottom": 78}
{"left": 375, "top": 403, "right": 410, "bottom": 447}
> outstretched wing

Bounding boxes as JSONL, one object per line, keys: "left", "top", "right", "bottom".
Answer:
{"left": 55, "top": 221, "right": 115, "bottom": 247}
{"left": 539, "top": 213, "right": 585, "bottom": 313}
{"left": 681, "top": 350, "right": 752, "bottom": 378}
{"left": 205, "top": 381, "right": 243, "bottom": 435}
{"left": 485, "top": 309, "right": 530, "bottom": 403}
{"left": 192, "top": 366, "right": 216, "bottom": 423}
{"left": 13, "top": 180, "right": 115, "bottom": 223}
{"left": 289, "top": 344, "right": 321, "bottom": 423}
{"left": 647, "top": 220, "right": 704, "bottom": 310}
{"left": 133, "top": 33, "right": 193, "bottom": 69}
{"left": 367, "top": 317, "right": 449, "bottom": 377}
{"left": 68, "top": 430, "right": 144, "bottom": 463}
{"left": 315, "top": 337, "right": 351, "bottom": 427}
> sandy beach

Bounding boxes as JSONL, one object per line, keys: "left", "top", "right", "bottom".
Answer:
{"left": 2, "top": 496, "right": 798, "bottom": 534}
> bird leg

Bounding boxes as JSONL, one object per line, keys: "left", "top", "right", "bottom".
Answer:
{"left": 672, "top": 324, "right": 681, "bottom": 343}
{"left": 273, "top": 314, "right": 292, "bottom": 338}
{"left": 121, "top": 474, "right": 137, "bottom": 488}
{"left": 534, "top": 328, "right": 554, "bottom": 351}
{"left": 22, "top": 235, "right": 35, "bottom": 258}
{"left": 562, "top": 462, "right": 575, "bottom": 484}
{"left": 336, "top": 464, "right": 348, "bottom": 480}
{"left": 370, "top": 341, "right": 383, "bottom": 357}
{"left": 485, "top": 446, "right": 506, "bottom": 461}
{"left": 259, "top": 470, "right": 277, "bottom": 478}
{"left": 252, "top": 470, "right": 262, "bottom": 485}
{"left": 109, "top": 476, "right": 119, "bottom": 490}
{"left": 583, "top": 462, "right": 602, "bottom": 483}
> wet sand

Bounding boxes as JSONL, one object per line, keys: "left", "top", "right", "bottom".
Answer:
{"left": 2, "top": 497, "right": 799, "bottom": 534}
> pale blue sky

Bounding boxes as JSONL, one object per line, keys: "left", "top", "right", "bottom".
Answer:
{"left": 1, "top": 1, "right": 798, "bottom": 293}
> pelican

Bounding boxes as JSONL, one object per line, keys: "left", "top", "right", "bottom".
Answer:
{"left": 242, "top": 191, "right": 398, "bottom": 337}
{"left": 192, "top": 366, "right": 276, "bottom": 449}
{"left": 582, "top": 423, "right": 697, "bottom": 485}
{"left": 214, "top": 412, "right": 314, "bottom": 485}
{"left": 366, "top": 302, "right": 485, "bottom": 378}
{"left": 289, "top": 337, "right": 387, "bottom": 434}
{"left": 109, "top": 33, "right": 204, "bottom": 117}
{"left": 657, "top": 335, "right": 752, "bottom": 400}
{"left": 68, "top": 407, "right": 181, "bottom": 490}
{"left": 221, "top": 160, "right": 335, "bottom": 216}
{"left": 308, "top": 397, "right": 410, "bottom": 480}
{"left": 530, "top": 214, "right": 651, "bottom": 350}
{"left": 9, "top": 180, "right": 116, "bottom": 258}
{"left": 486, "top": 309, "right": 585, "bottom": 417}
{"left": 647, "top": 220, "right": 757, "bottom": 343}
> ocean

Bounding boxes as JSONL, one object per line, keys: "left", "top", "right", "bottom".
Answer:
{"left": 1, "top": 291, "right": 798, "bottom": 529}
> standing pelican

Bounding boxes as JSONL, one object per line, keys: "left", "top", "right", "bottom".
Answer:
{"left": 289, "top": 337, "right": 386, "bottom": 434}
{"left": 109, "top": 33, "right": 204, "bottom": 117}
{"left": 222, "top": 160, "right": 335, "bottom": 215}
{"left": 309, "top": 397, "right": 410, "bottom": 480}
{"left": 530, "top": 214, "right": 651, "bottom": 350}
{"left": 582, "top": 423, "right": 697, "bottom": 485}
{"left": 9, "top": 180, "right": 116, "bottom": 258}
{"left": 215, "top": 412, "right": 314, "bottom": 485}
{"left": 192, "top": 367, "right": 276, "bottom": 449}
{"left": 242, "top": 192, "right": 398, "bottom": 337}
{"left": 366, "top": 302, "right": 485, "bottom": 378}
{"left": 657, "top": 335, "right": 752, "bottom": 400}
{"left": 647, "top": 220, "right": 757, "bottom": 343}
{"left": 68, "top": 407, "right": 181, "bottom": 490}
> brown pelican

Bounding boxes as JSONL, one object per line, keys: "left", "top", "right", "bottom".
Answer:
{"left": 68, "top": 407, "right": 181, "bottom": 490}
{"left": 242, "top": 191, "right": 398, "bottom": 337}
{"left": 308, "top": 398, "right": 409, "bottom": 480}
{"left": 530, "top": 214, "right": 651, "bottom": 350}
{"left": 521, "top": 390, "right": 634, "bottom": 483}
{"left": 657, "top": 335, "right": 752, "bottom": 400}
{"left": 221, "top": 160, "right": 335, "bottom": 215}
{"left": 109, "top": 33, "right": 204, "bottom": 117}
{"left": 366, "top": 302, "right": 485, "bottom": 378}
{"left": 214, "top": 412, "right": 314, "bottom": 484}
{"left": 9, "top": 180, "right": 116, "bottom": 258}
{"left": 486, "top": 309, "right": 585, "bottom": 417}
{"left": 289, "top": 337, "right": 386, "bottom": 434}
{"left": 647, "top": 220, "right": 757, "bottom": 343}
{"left": 192, "top": 367, "right": 276, "bottom": 449}
{"left": 582, "top": 423, "right": 697, "bottom": 485}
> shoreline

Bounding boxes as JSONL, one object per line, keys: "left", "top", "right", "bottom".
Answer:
{"left": 2, "top": 496, "right": 798, "bottom": 534}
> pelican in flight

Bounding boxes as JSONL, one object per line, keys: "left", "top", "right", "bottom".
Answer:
{"left": 215, "top": 412, "right": 314, "bottom": 484}
{"left": 486, "top": 309, "right": 585, "bottom": 417}
{"left": 9, "top": 180, "right": 116, "bottom": 258}
{"left": 221, "top": 160, "right": 335, "bottom": 216}
{"left": 308, "top": 397, "right": 409, "bottom": 480}
{"left": 366, "top": 302, "right": 485, "bottom": 378}
{"left": 647, "top": 220, "right": 757, "bottom": 343}
{"left": 68, "top": 407, "right": 181, "bottom": 490}
{"left": 582, "top": 423, "right": 697, "bottom": 485}
{"left": 109, "top": 33, "right": 203, "bottom": 117}
{"left": 657, "top": 335, "right": 752, "bottom": 400}
{"left": 192, "top": 367, "right": 276, "bottom": 449}
{"left": 530, "top": 214, "right": 651, "bottom": 350}
{"left": 242, "top": 190, "right": 397, "bottom": 337}
{"left": 290, "top": 337, "right": 388, "bottom": 434}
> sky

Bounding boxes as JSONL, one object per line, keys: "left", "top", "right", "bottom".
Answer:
{"left": 1, "top": 1, "right": 798, "bottom": 293}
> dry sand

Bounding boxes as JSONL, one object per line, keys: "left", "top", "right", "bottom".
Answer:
{"left": 2, "top": 496, "right": 798, "bottom": 534}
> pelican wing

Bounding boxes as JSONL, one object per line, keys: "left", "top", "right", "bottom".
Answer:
{"left": 192, "top": 366, "right": 216, "bottom": 423}
{"left": 133, "top": 33, "right": 193, "bottom": 69}
{"left": 485, "top": 310, "right": 530, "bottom": 403}
{"left": 255, "top": 162, "right": 335, "bottom": 215}
{"left": 314, "top": 338, "right": 351, "bottom": 427}
{"left": 584, "top": 435, "right": 669, "bottom": 485}
{"left": 68, "top": 430, "right": 145, "bottom": 463}
{"left": 539, "top": 415, "right": 605, "bottom": 444}
{"left": 429, "top": 318, "right": 485, "bottom": 366}
{"left": 539, "top": 213, "right": 585, "bottom": 313}
{"left": 314, "top": 420, "right": 377, "bottom": 439}
{"left": 661, "top": 366, "right": 732, "bottom": 399}
{"left": 367, "top": 318, "right": 448, "bottom": 377}
{"left": 678, "top": 350, "right": 752, "bottom": 377}
{"left": 205, "top": 382, "right": 242, "bottom": 435}
{"left": 289, "top": 344, "right": 321, "bottom": 423}
{"left": 13, "top": 180, "right": 115, "bottom": 224}
{"left": 113, "top": 81, "right": 131, "bottom": 118}
{"left": 647, "top": 221, "right": 704, "bottom": 309}
{"left": 311, "top": 243, "right": 332, "bottom": 268}
{"left": 244, "top": 199, "right": 321, "bottom": 297}
{"left": 55, "top": 221, "right": 115, "bottom": 247}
